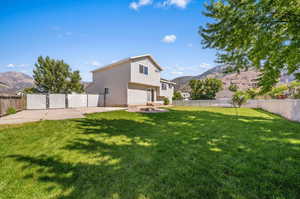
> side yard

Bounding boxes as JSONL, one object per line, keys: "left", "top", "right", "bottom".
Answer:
{"left": 0, "top": 107, "right": 299, "bottom": 199}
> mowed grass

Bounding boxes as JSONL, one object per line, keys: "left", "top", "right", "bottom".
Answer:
{"left": 0, "top": 107, "right": 300, "bottom": 199}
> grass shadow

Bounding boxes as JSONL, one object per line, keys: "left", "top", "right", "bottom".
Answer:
{"left": 6, "top": 108, "right": 300, "bottom": 199}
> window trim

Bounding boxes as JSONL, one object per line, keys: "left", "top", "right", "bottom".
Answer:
{"left": 139, "top": 64, "right": 148, "bottom": 75}
{"left": 161, "top": 83, "right": 167, "bottom": 90}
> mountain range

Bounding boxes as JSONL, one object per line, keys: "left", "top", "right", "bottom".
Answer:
{"left": 172, "top": 65, "right": 296, "bottom": 93}
{"left": 0, "top": 71, "right": 91, "bottom": 94}
{"left": 0, "top": 67, "right": 296, "bottom": 95}
{"left": 0, "top": 72, "right": 34, "bottom": 94}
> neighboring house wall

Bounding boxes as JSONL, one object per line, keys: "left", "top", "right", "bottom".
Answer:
{"left": 159, "top": 82, "right": 174, "bottom": 103}
{"left": 180, "top": 92, "right": 190, "bottom": 99}
{"left": 87, "top": 62, "right": 131, "bottom": 106}
{"left": 130, "top": 57, "right": 161, "bottom": 87}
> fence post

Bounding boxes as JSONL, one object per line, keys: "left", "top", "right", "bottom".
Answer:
{"left": 65, "top": 94, "right": 68, "bottom": 109}
{"left": 46, "top": 94, "right": 49, "bottom": 109}
{"left": 87, "top": 94, "right": 89, "bottom": 107}
{"left": 0, "top": 97, "right": 2, "bottom": 116}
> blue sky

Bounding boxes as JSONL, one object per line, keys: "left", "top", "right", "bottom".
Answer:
{"left": 0, "top": 0, "right": 217, "bottom": 81}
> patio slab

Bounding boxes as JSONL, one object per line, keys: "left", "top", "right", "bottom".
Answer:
{"left": 0, "top": 107, "right": 126, "bottom": 125}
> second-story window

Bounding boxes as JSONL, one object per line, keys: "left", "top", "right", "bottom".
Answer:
{"left": 139, "top": 64, "right": 148, "bottom": 75}
{"left": 161, "top": 83, "right": 167, "bottom": 90}
{"left": 144, "top": 66, "right": 148, "bottom": 75}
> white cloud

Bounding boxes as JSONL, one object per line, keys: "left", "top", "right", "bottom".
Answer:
{"left": 158, "top": 0, "right": 191, "bottom": 8}
{"left": 6, "top": 64, "right": 28, "bottom": 68}
{"left": 90, "top": 61, "right": 101, "bottom": 67}
{"left": 130, "top": 0, "right": 152, "bottom": 10}
{"left": 187, "top": 43, "right": 193, "bottom": 47}
{"left": 162, "top": 34, "right": 177, "bottom": 43}
{"left": 7, "top": 64, "right": 15, "bottom": 68}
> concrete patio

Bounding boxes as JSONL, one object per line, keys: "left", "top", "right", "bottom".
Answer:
{"left": 0, "top": 107, "right": 126, "bottom": 125}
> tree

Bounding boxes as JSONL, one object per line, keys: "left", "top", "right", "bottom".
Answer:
{"left": 33, "top": 56, "right": 84, "bottom": 93}
{"left": 189, "top": 78, "right": 223, "bottom": 100}
{"left": 23, "top": 87, "right": 40, "bottom": 94}
{"left": 173, "top": 91, "right": 183, "bottom": 100}
{"left": 246, "top": 88, "right": 258, "bottom": 99}
{"left": 232, "top": 91, "right": 249, "bottom": 108}
{"left": 228, "top": 84, "right": 238, "bottom": 92}
{"left": 200, "top": 0, "right": 300, "bottom": 93}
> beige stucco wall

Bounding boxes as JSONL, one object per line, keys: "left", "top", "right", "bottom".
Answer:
{"left": 87, "top": 56, "right": 174, "bottom": 106}
{"left": 127, "top": 83, "right": 153, "bottom": 105}
{"left": 86, "top": 62, "right": 131, "bottom": 106}
{"left": 130, "top": 57, "right": 161, "bottom": 87}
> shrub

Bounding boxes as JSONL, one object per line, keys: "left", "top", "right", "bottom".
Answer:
{"left": 232, "top": 91, "right": 249, "bottom": 108}
{"left": 189, "top": 78, "right": 223, "bottom": 100}
{"left": 268, "top": 85, "right": 288, "bottom": 99}
{"left": 246, "top": 88, "right": 257, "bottom": 99}
{"left": 163, "top": 97, "right": 170, "bottom": 105}
{"left": 6, "top": 107, "right": 17, "bottom": 115}
{"left": 173, "top": 91, "right": 183, "bottom": 100}
{"left": 293, "top": 88, "right": 300, "bottom": 99}
{"left": 229, "top": 84, "right": 238, "bottom": 92}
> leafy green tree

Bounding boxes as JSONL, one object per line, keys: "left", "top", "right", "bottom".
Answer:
{"left": 246, "top": 88, "right": 258, "bottom": 99}
{"left": 173, "top": 91, "right": 183, "bottom": 100}
{"left": 200, "top": 0, "right": 300, "bottom": 93}
{"left": 228, "top": 84, "right": 238, "bottom": 92}
{"left": 33, "top": 56, "right": 84, "bottom": 93}
{"left": 268, "top": 84, "right": 289, "bottom": 99}
{"left": 23, "top": 87, "right": 40, "bottom": 94}
{"left": 189, "top": 78, "right": 223, "bottom": 100}
{"left": 232, "top": 91, "right": 249, "bottom": 108}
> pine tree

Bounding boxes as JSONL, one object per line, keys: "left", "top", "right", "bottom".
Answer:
{"left": 33, "top": 56, "right": 84, "bottom": 93}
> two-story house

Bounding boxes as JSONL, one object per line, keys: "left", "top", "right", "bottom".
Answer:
{"left": 86, "top": 55, "right": 175, "bottom": 106}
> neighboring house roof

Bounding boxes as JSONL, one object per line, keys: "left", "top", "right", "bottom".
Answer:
{"left": 160, "top": 78, "right": 176, "bottom": 85}
{"left": 91, "top": 54, "right": 163, "bottom": 73}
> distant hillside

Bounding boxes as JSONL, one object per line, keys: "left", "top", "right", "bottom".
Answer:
{"left": 172, "top": 65, "right": 231, "bottom": 91}
{"left": 0, "top": 71, "right": 91, "bottom": 94}
{"left": 172, "top": 76, "right": 193, "bottom": 91}
{"left": 172, "top": 65, "right": 261, "bottom": 98}
{"left": 0, "top": 72, "right": 34, "bottom": 94}
{"left": 172, "top": 65, "right": 298, "bottom": 99}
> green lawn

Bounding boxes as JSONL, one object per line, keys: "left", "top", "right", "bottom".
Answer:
{"left": 0, "top": 107, "right": 300, "bottom": 199}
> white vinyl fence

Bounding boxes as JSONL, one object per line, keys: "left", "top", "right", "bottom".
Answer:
{"left": 173, "top": 99, "right": 300, "bottom": 122}
{"left": 27, "top": 94, "right": 104, "bottom": 110}
{"left": 27, "top": 94, "right": 47, "bottom": 110}
{"left": 49, "top": 94, "right": 66, "bottom": 109}
{"left": 88, "top": 94, "right": 102, "bottom": 107}
{"left": 68, "top": 94, "right": 88, "bottom": 108}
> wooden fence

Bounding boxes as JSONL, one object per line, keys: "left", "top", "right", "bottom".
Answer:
{"left": 0, "top": 95, "right": 26, "bottom": 116}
